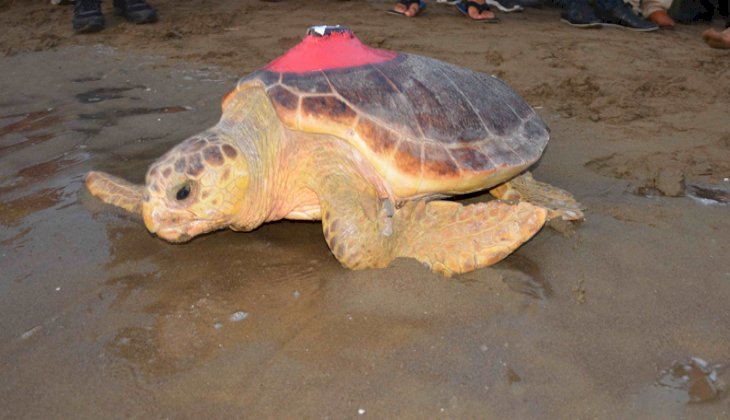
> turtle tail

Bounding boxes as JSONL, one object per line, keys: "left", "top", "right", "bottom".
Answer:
{"left": 85, "top": 171, "right": 144, "bottom": 215}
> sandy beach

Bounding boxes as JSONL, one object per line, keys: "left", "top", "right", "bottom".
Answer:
{"left": 1, "top": 0, "right": 729, "bottom": 417}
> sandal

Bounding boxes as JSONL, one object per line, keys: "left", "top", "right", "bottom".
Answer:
{"left": 457, "top": 1, "right": 500, "bottom": 23}
{"left": 387, "top": 0, "right": 427, "bottom": 16}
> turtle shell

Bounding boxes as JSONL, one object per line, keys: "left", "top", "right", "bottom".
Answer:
{"left": 235, "top": 30, "right": 549, "bottom": 198}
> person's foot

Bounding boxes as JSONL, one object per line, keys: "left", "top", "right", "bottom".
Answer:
{"left": 647, "top": 9, "right": 675, "bottom": 28}
{"left": 560, "top": 0, "right": 601, "bottom": 28}
{"left": 593, "top": 0, "right": 658, "bottom": 31}
{"left": 73, "top": 0, "right": 105, "bottom": 33}
{"left": 113, "top": 0, "right": 158, "bottom": 24}
{"left": 392, "top": 0, "right": 424, "bottom": 16}
{"left": 703, "top": 28, "right": 730, "bottom": 49}
{"left": 465, "top": 0, "right": 499, "bottom": 21}
{"left": 486, "top": 0, "right": 523, "bottom": 13}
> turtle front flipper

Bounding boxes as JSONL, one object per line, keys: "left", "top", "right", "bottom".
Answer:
{"left": 319, "top": 175, "right": 397, "bottom": 271}
{"left": 85, "top": 171, "right": 144, "bottom": 215}
{"left": 318, "top": 174, "right": 546, "bottom": 276}
{"left": 490, "top": 172, "right": 585, "bottom": 221}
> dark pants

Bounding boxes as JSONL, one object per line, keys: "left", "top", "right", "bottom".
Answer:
{"left": 670, "top": 0, "right": 729, "bottom": 22}
{"left": 567, "top": 0, "right": 630, "bottom": 11}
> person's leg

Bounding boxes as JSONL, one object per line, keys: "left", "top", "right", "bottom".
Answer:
{"left": 701, "top": 0, "right": 730, "bottom": 48}
{"left": 624, "top": 0, "right": 641, "bottom": 13}
{"left": 391, "top": 0, "right": 425, "bottom": 16}
{"left": 113, "top": 0, "right": 158, "bottom": 24}
{"left": 466, "top": 0, "right": 499, "bottom": 19}
{"left": 485, "top": 0, "right": 524, "bottom": 13}
{"left": 516, "top": 0, "right": 542, "bottom": 8}
{"left": 714, "top": 0, "right": 730, "bottom": 16}
{"left": 73, "top": 0, "right": 105, "bottom": 33}
{"left": 593, "top": 0, "right": 659, "bottom": 31}
{"left": 703, "top": 26, "right": 730, "bottom": 48}
{"left": 456, "top": 0, "right": 499, "bottom": 21}
{"left": 643, "top": 0, "right": 676, "bottom": 27}
{"left": 560, "top": 0, "right": 602, "bottom": 27}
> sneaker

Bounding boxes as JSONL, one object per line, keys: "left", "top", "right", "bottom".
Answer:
{"left": 485, "top": 0, "right": 524, "bottom": 13}
{"left": 594, "top": 0, "right": 659, "bottom": 31}
{"left": 560, "top": 0, "right": 601, "bottom": 28}
{"left": 112, "top": 0, "right": 158, "bottom": 24}
{"left": 73, "top": 0, "right": 105, "bottom": 33}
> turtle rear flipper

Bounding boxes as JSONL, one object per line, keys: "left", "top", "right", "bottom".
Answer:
{"left": 318, "top": 171, "right": 547, "bottom": 276}
{"left": 85, "top": 171, "right": 144, "bottom": 215}
{"left": 396, "top": 200, "right": 547, "bottom": 276}
{"left": 490, "top": 172, "right": 585, "bottom": 221}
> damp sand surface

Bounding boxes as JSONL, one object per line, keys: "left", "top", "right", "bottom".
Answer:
{"left": 1, "top": 1, "right": 729, "bottom": 418}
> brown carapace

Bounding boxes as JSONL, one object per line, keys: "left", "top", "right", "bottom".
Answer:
{"left": 237, "top": 48, "right": 549, "bottom": 198}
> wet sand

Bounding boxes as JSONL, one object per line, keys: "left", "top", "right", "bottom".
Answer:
{"left": 1, "top": 1, "right": 729, "bottom": 417}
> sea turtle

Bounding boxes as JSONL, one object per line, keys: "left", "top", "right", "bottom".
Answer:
{"left": 86, "top": 26, "right": 583, "bottom": 276}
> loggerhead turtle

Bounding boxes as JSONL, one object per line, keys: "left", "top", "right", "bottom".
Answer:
{"left": 86, "top": 26, "right": 583, "bottom": 276}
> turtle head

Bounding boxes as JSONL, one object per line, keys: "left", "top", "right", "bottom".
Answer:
{"left": 142, "top": 131, "right": 249, "bottom": 242}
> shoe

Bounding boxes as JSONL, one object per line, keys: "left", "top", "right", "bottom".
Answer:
{"left": 647, "top": 9, "right": 674, "bottom": 28}
{"left": 112, "top": 0, "right": 158, "bottom": 24}
{"left": 560, "top": 0, "right": 601, "bottom": 28}
{"left": 485, "top": 0, "right": 524, "bottom": 13}
{"left": 593, "top": 0, "right": 658, "bottom": 31}
{"left": 73, "top": 0, "right": 105, "bottom": 33}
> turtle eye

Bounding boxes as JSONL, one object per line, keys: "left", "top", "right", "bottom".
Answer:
{"left": 176, "top": 183, "right": 191, "bottom": 201}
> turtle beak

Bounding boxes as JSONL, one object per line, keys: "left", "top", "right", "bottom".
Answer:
{"left": 142, "top": 200, "right": 196, "bottom": 243}
{"left": 142, "top": 204, "right": 159, "bottom": 233}
{"left": 142, "top": 202, "right": 174, "bottom": 238}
